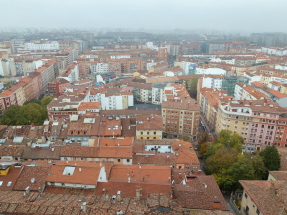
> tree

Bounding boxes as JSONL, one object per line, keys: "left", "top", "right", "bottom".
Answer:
{"left": 259, "top": 145, "right": 281, "bottom": 171}
{"left": 41, "top": 96, "right": 54, "bottom": 106}
{"left": 178, "top": 135, "right": 191, "bottom": 142}
{"left": 199, "top": 142, "right": 209, "bottom": 157}
{"left": 0, "top": 105, "right": 21, "bottom": 125}
{"left": 1, "top": 103, "right": 47, "bottom": 126}
{"left": 198, "top": 132, "right": 209, "bottom": 145}
{"left": 205, "top": 147, "right": 239, "bottom": 175}
{"left": 16, "top": 103, "right": 48, "bottom": 126}
{"left": 214, "top": 130, "right": 243, "bottom": 153}
{"left": 23, "top": 99, "right": 41, "bottom": 106}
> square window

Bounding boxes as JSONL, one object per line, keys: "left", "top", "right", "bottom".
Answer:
{"left": 127, "top": 159, "right": 130, "bottom": 162}
{"left": 0, "top": 181, "right": 3, "bottom": 186}
{"left": 118, "top": 159, "right": 121, "bottom": 162}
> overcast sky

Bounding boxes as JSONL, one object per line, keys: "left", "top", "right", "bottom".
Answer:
{"left": 1, "top": 0, "right": 286, "bottom": 33}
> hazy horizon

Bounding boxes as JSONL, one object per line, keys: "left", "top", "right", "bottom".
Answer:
{"left": 1, "top": 0, "right": 287, "bottom": 34}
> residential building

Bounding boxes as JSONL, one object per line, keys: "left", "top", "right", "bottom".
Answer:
{"left": 24, "top": 41, "right": 59, "bottom": 50}
{"left": 215, "top": 99, "right": 286, "bottom": 151}
{"left": 152, "top": 84, "right": 165, "bottom": 104}
{"left": 46, "top": 161, "right": 111, "bottom": 189}
{"left": 162, "top": 90, "right": 200, "bottom": 139}
{"left": 234, "top": 82, "right": 267, "bottom": 100}
{"left": 174, "top": 175, "right": 229, "bottom": 213}
{"left": 60, "top": 146, "right": 133, "bottom": 165}
{"left": 136, "top": 115, "right": 163, "bottom": 139}
{"left": 48, "top": 78, "right": 70, "bottom": 98}
{"left": 240, "top": 180, "right": 287, "bottom": 215}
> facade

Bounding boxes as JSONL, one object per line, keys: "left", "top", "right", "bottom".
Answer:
{"left": 162, "top": 96, "right": 200, "bottom": 139}
{"left": 136, "top": 115, "right": 163, "bottom": 140}
{"left": 152, "top": 84, "right": 165, "bottom": 104}
{"left": 215, "top": 99, "right": 286, "bottom": 151}
{"left": 24, "top": 41, "right": 59, "bottom": 50}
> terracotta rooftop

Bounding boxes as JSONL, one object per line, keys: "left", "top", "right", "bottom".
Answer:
{"left": 0, "top": 164, "right": 24, "bottom": 191}
{"left": 46, "top": 161, "right": 112, "bottom": 185}
{"left": 21, "top": 146, "right": 61, "bottom": 160}
{"left": 0, "top": 146, "right": 24, "bottom": 157}
{"left": 240, "top": 180, "right": 287, "bottom": 215}
{"left": 174, "top": 175, "right": 229, "bottom": 211}
{"left": 13, "top": 165, "right": 51, "bottom": 191}
{"left": 136, "top": 115, "right": 163, "bottom": 130}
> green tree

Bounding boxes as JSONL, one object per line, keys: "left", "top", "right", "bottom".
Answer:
{"left": 259, "top": 145, "right": 281, "bottom": 171}
{"left": 41, "top": 96, "right": 54, "bottom": 106}
{"left": 214, "top": 130, "right": 243, "bottom": 153}
{"left": 16, "top": 103, "right": 47, "bottom": 126}
{"left": 23, "top": 99, "right": 41, "bottom": 106}
{"left": 205, "top": 147, "right": 239, "bottom": 175}
{"left": 0, "top": 105, "right": 21, "bottom": 125}
{"left": 199, "top": 142, "right": 209, "bottom": 157}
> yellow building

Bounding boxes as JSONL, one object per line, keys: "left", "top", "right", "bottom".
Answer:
{"left": 0, "top": 165, "right": 10, "bottom": 175}
{"left": 136, "top": 115, "right": 163, "bottom": 139}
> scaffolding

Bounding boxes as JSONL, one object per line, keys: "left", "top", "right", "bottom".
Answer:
{"left": 221, "top": 77, "right": 249, "bottom": 96}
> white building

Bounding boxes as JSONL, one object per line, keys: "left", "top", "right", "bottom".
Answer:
{"left": 261, "top": 47, "right": 287, "bottom": 56}
{"left": 243, "top": 72, "right": 261, "bottom": 84}
{"left": 95, "top": 63, "right": 108, "bottom": 74}
{"left": 196, "top": 68, "right": 226, "bottom": 75}
{"left": 210, "top": 57, "right": 235, "bottom": 64}
{"left": 89, "top": 91, "right": 134, "bottom": 110}
{"left": 201, "top": 76, "right": 224, "bottom": 90}
{"left": 275, "top": 65, "right": 287, "bottom": 70}
{"left": 24, "top": 41, "right": 59, "bottom": 50}
{"left": 110, "top": 54, "right": 131, "bottom": 59}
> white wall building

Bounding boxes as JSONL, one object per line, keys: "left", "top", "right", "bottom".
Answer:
{"left": 261, "top": 47, "right": 287, "bottom": 56}
{"left": 201, "top": 76, "right": 223, "bottom": 90}
{"left": 275, "top": 65, "right": 287, "bottom": 70}
{"left": 24, "top": 41, "right": 59, "bottom": 50}
{"left": 95, "top": 63, "right": 108, "bottom": 73}
{"left": 196, "top": 68, "right": 226, "bottom": 75}
{"left": 243, "top": 72, "right": 261, "bottom": 84}
{"left": 110, "top": 54, "right": 131, "bottom": 59}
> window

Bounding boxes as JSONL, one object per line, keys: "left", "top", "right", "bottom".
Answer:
{"left": 102, "top": 158, "right": 106, "bottom": 161}
{"left": 73, "top": 184, "right": 77, "bottom": 187}
{"left": 147, "top": 132, "right": 149, "bottom": 135}
{"left": 73, "top": 157, "right": 76, "bottom": 161}
{"left": 118, "top": 159, "right": 121, "bottom": 162}
{"left": 256, "top": 208, "right": 260, "bottom": 215}
{"left": 127, "top": 159, "right": 130, "bottom": 162}
{"left": 141, "top": 132, "right": 143, "bottom": 135}
{"left": 61, "top": 183, "right": 65, "bottom": 186}
{"left": 154, "top": 132, "right": 156, "bottom": 135}
{"left": 245, "top": 193, "right": 248, "bottom": 199}
{"left": 0, "top": 181, "right": 3, "bottom": 186}
{"left": 153, "top": 137, "right": 156, "bottom": 139}
{"left": 80, "top": 157, "right": 84, "bottom": 161}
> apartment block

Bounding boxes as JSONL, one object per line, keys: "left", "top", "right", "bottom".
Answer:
{"left": 215, "top": 99, "right": 286, "bottom": 151}
{"left": 136, "top": 115, "right": 163, "bottom": 140}
{"left": 162, "top": 94, "right": 200, "bottom": 140}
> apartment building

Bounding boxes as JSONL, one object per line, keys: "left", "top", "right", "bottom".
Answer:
{"left": 152, "top": 84, "right": 165, "bottom": 104}
{"left": 58, "top": 62, "right": 79, "bottom": 83}
{"left": 108, "top": 57, "right": 145, "bottom": 75}
{"left": 215, "top": 99, "right": 286, "bottom": 151}
{"left": 24, "top": 41, "right": 59, "bottom": 50}
{"left": 36, "top": 61, "right": 56, "bottom": 93}
{"left": 234, "top": 82, "right": 267, "bottom": 100}
{"left": 198, "top": 88, "right": 231, "bottom": 131}
{"left": 48, "top": 78, "right": 70, "bottom": 98}
{"left": 162, "top": 96, "right": 200, "bottom": 140}
{"left": 136, "top": 115, "right": 163, "bottom": 140}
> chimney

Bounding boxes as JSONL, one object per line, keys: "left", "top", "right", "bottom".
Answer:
{"left": 81, "top": 202, "right": 87, "bottom": 212}
{"left": 117, "top": 191, "right": 121, "bottom": 201}
{"left": 51, "top": 147, "right": 55, "bottom": 152}
{"left": 25, "top": 186, "right": 30, "bottom": 197}
{"left": 105, "top": 191, "right": 109, "bottom": 201}
{"left": 136, "top": 189, "right": 140, "bottom": 200}
{"left": 250, "top": 101, "right": 252, "bottom": 105}
{"left": 213, "top": 201, "right": 221, "bottom": 209}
